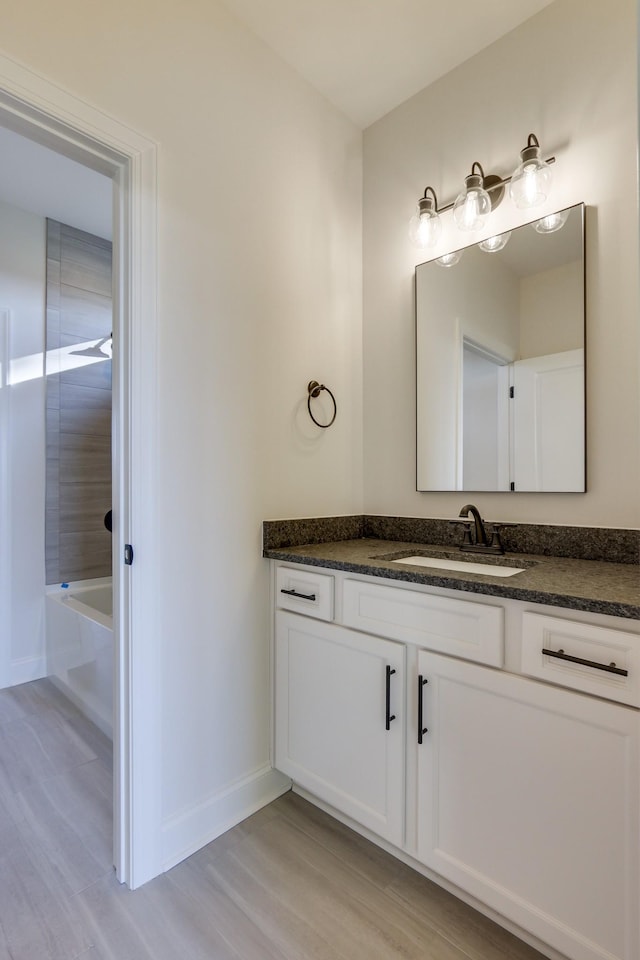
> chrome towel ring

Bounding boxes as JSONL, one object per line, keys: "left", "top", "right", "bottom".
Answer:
{"left": 307, "top": 380, "right": 337, "bottom": 428}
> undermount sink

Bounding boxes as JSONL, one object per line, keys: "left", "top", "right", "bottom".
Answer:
{"left": 373, "top": 550, "right": 534, "bottom": 578}
{"left": 390, "top": 556, "right": 526, "bottom": 577}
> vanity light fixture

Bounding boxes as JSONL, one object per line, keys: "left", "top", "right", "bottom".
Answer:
{"left": 533, "top": 208, "right": 570, "bottom": 234}
{"left": 408, "top": 186, "right": 442, "bottom": 248}
{"left": 409, "top": 133, "right": 555, "bottom": 248}
{"left": 479, "top": 231, "right": 512, "bottom": 253}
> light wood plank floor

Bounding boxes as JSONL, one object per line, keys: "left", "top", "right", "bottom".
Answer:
{"left": 0, "top": 679, "right": 548, "bottom": 960}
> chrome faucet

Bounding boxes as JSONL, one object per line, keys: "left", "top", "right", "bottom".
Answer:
{"left": 453, "top": 503, "right": 505, "bottom": 555}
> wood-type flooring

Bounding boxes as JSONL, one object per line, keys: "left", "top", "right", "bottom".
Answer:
{"left": 0, "top": 679, "right": 547, "bottom": 960}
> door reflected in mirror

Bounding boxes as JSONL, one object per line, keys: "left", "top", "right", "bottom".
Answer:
{"left": 416, "top": 203, "right": 585, "bottom": 492}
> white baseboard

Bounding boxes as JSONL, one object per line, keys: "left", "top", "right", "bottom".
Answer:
{"left": 161, "top": 764, "right": 292, "bottom": 872}
{"left": 10, "top": 654, "right": 46, "bottom": 687}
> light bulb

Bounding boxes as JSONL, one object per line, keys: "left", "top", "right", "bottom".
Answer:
{"left": 437, "top": 250, "right": 463, "bottom": 268}
{"left": 409, "top": 207, "right": 441, "bottom": 248}
{"left": 409, "top": 188, "right": 441, "bottom": 249}
{"left": 479, "top": 231, "right": 511, "bottom": 253}
{"left": 533, "top": 209, "right": 569, "bottom": 234}
{"left": 509, "top": 134, "right": 552, "bottom": 209}
{"left": 453, "top": 170, "right": 491, "bottom": 231}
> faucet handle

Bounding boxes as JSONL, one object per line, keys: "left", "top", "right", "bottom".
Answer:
{"left": 488, "top": 522, "right": 512, "bottom": 554}
{"left": 461, "top": 522, "right": 473, "bottom": 547}
{"left": 449, "top": 518, "right": 473, "bottom": 546}
{"left": 489, "top": 528, "right": 504, "bottom": 554}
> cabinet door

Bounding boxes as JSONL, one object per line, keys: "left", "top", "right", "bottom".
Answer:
{"left": 416, "top": 650, "right": 638, "bottom": 960}
{"left": 275, "top": 611, "right": 405, "bottom": 845}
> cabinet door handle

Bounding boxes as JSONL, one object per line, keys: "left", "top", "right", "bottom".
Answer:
{"left": 280, "top": 588, "right": 316, "bottom": 601}
{"left": 542, "top": 647, "right": 628, "bottom": 677}
{"left": 385, "top": 666, "right": 396, "bottom": 730}
{"left": 418, "top": 675, "right": 428, "bottom": 743}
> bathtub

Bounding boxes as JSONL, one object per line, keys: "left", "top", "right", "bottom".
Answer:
{"left": 45, "top": 577, "right": 113, "bottom": 739}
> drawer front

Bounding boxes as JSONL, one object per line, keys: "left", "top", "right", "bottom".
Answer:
{"left": 276, "top": 566, "right": 334, "bottom": 621}
{"left": 522, "top": 612, "right": 640, "bottom": 706}
{"left": 342, "top": 579, "right": 503, "bottom": 667}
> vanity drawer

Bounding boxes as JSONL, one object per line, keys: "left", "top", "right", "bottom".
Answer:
{"left": 521, "top": 612, "right": 640, "bottom": 706}
{"left": 342, "top": 579, "right": 504, "bottom": 667}
{"left": 276, "top": 566, "right": 334, "bottom": 621}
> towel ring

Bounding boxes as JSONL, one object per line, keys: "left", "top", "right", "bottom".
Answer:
{"left": 307, "top": 380, "right": 337, "bottom": 428}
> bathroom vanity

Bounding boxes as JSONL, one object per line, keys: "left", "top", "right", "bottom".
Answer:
{"left": 264, "top": 519, "right": 640, "bottom": 960}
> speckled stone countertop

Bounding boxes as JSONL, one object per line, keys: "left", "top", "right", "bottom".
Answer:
{"left": 264, "top": 536, "right": 640, "bottom": 621}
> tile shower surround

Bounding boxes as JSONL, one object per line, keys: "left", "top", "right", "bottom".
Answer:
{"left": 45, "top": 221, "right": 113, "bottom": 585}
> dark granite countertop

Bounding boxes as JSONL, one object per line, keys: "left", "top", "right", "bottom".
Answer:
{"left": 264, "top": 537, "right": 640, "bottom": 620}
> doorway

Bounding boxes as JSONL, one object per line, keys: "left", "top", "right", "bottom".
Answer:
{"left": 461, "top": 338, "right": 510, "bottom": 492}
{"left": 0, "top": 53, "right": 160, "bottom": 888}
{"left": 0, "top": 129, "right": 114, "bottom": 705}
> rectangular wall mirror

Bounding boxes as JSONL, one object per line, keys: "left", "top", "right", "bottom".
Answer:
{"left": 416, "top": 202, "right": 585, "bottom": 492}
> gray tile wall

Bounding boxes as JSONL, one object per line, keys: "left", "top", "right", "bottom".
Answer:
{"left": 45, "top": 221, "right": 113, "bottom": 585}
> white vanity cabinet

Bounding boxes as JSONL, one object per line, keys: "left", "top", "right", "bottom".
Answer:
{"left": 416, "top": 649, "right": 638, "bottom": 960}
{"left": 271, "top": 561, "right": 640, "bottom": 960}
{"left": 275, "top": 610, "right": 405, "bottom": 845}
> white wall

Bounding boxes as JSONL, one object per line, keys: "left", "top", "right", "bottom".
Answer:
{"left": 0, "top": 201, "right": 47, "bottom": 686}
{"left": 519, "top": 260, "right": 583, "bottom": 359}
{"left": 363, "top": 0, "right": 639, "bottom": 526}
{"left": 0, "top": 0, "right": 363, "bottom": 871}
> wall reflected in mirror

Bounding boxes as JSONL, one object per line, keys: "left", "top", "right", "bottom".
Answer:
{"left": 416, "top": 203, "right": 585, "bottom": 492}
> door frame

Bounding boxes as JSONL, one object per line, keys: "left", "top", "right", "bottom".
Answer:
{"left": 0, "top": 307, "right": 10, "bottom": 689}
{"left": 0, "top": 53, "right": 161, "bottom": 887}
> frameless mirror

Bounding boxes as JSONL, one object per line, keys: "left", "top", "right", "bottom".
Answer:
{"left": 416, "top": 203, "right": 585, "bottom": 492}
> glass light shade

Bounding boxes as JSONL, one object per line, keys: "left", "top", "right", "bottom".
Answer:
{"left": 533, "top": 209, "right": 569, "bottom": 234}
{"left": 479, "top": 231, "right": 511, "bottom": 253}
{"left": 509, "top": 142, "right": 552, "bottom": 209}
{"left": 436, "top": 250, "right": 463, "bottom": 267}
{"left": 453, "top": 174, "right": 492, "bottom": 231}
{"left": 409, "top": 205, "right": 442, "bottom": 248}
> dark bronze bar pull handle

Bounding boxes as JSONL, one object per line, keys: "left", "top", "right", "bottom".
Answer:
{"left": 280, "top": 588, "right": 317, "bottom": 601}
{"left": 385, "top": 666, "right": 396, "bottom": 730}
{"left": 418, "top": 675, "right": 428, "bottom": 743}
{"left": 542, "top": 647, "right": 628, "bottom": 677}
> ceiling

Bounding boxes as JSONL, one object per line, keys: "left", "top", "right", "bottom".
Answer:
{"left": 0, "top": 0, "right": 555, "bottom": 233}
{"left": 220, "top": 0, "right": 556, "bottom": 128}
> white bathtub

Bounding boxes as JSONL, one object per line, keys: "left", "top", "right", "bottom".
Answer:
{"left": 45, "top": 577, "right": 113, "bottom": 739}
